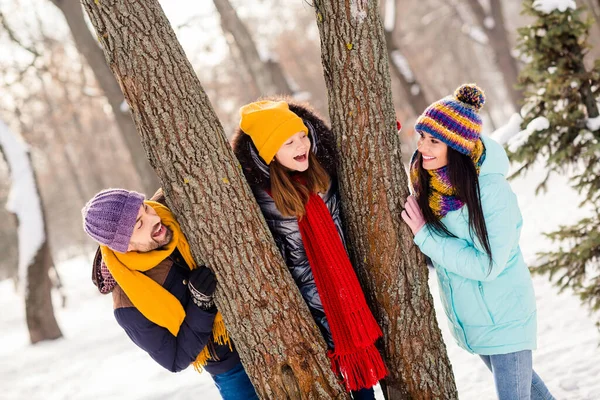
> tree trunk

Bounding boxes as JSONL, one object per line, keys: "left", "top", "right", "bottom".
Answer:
{"left": 24, "top": 151, "right": 63, "bottom": 341}
{"left": 80, "top": 1, "right": 347, "bottom": 398}
{"left": 25, "top": 238, "right": 63, "bottom": 343}
{"left": 0, "top": 122, "right": 62, "bottom": 344}
{"left": 572, "top": 45, "right": 600, "bottom": 120}
{"left": 36, "top": 70, "right": 88, "bottom": 203}
{"left": 383, "top": 30, "right": 429, "bottom": 115}
{"left": 579, "top": 0, "right": 600, "bottom": 30}
{"left": 212, "top": 0, "right": 293, "bottom": 96}
{"left": 465, "top": 0, "right": 522, "bottom": 108}
{"left": 49, "top": 0, "right": 160, "bottom": 195}
{"left": 384, "top": 0, "right": 429, "bottom": 115}
{"left": 313, "top": 1, "right": 458, "bottom": 399}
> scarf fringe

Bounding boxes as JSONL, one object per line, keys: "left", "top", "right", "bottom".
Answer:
{"left": 329, "top": 344, "right": 387, "bottom": 392}
{"left": 193, "top": 346, "right": 210, "bottom": 372}
{"left": 212, "top": 312, "right": 232, "bottom": 350}
{"left": 191, "top": 312, "right": 232, "bottom": 373}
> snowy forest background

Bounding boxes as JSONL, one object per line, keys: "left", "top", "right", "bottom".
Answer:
{"left": 1, "top": 0, "right": 600, "bottom": 399}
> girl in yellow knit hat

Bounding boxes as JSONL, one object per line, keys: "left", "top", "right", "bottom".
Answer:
{"left": 231, "top": 99, "right": 386, "bottom": 399}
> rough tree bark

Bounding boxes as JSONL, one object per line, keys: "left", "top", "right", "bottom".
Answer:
{"left": 313, "top": 1, "right": 458, "bottom": 399}
{"left": 49, "top": 0, "right": 160, "bottom": 195}
{"left": 383, "top": 0, "right": 429, "bottom": 115}
{"left": 213, "top": 0, "right": 293, "bottom": 96}
{"left": 465, "top": 0, "right": 523, "bottom": 108}
{"left": 0, "top": 121, "right": 62, "bottom": 344}
{"left": 80, "top": 1, "right": 348, "bottom": 398}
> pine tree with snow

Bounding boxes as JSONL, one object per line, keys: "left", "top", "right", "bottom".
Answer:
{"left": 510, "top": 0, "right": 600, "bottom": 329}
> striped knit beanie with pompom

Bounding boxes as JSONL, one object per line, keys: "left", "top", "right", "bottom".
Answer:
{"left": 414, "top": 83, "right": 485, "bottom": 156}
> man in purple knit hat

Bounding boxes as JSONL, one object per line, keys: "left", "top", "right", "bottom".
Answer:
{"left": 82, "top": 188, "right": 258, "bottom": 400}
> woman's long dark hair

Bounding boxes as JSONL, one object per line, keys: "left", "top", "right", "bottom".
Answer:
{"left": 416, "top": 147, "right": 493, "bottom": 269}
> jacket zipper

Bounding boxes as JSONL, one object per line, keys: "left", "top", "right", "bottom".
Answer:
{"left": 478, "top": 282, "right": 495, "bottom": 324}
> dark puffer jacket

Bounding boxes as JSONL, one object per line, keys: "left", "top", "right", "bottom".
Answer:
{"left": 231, "top": 100, "right": 343, "bottom": 349}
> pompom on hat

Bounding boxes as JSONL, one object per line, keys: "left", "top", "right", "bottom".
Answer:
{"left": 414, "top": 83, "right": 486, "bottom": 156}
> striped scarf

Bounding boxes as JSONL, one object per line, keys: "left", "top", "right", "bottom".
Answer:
{"left": 409, "top": 139, "right": 486, "bottom": 219}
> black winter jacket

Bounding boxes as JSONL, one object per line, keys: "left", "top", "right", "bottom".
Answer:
{"left": 231, "top": 100, "right": 344, "bottom": 348}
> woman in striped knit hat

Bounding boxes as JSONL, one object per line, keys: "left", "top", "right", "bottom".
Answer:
{"left": 401, "top": 84, "right": 555, "bottom": 400}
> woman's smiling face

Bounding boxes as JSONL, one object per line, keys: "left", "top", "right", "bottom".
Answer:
{"left": 417, "top": 131, "right": 449, "bottom": 170}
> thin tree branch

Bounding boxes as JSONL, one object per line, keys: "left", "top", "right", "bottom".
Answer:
{"left": 0, "top": 11, "right": 40, "bottom": 57}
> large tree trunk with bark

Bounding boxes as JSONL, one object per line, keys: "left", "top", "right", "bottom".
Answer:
{"left": 313, "top": 1, "right": 458, "bottom": 399}
{"left": 466, "top": 0, "right": 522, "bottom": 108}
{"left": 49, "top": 0, "right": 160, "bottom": 195}
{"left": 80, "top": 1, "right": 347, "bottom": 398}
{"left": 0, "top": 122, "right": 62, "bottom": 344}
{"left": 213, "top": 0, "right": 293, "bottom": 96}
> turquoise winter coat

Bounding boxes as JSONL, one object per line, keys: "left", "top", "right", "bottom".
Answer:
{"left": 414, "top": 135, "right": 537, "bottom": 355}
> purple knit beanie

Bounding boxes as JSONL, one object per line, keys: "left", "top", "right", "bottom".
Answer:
{"left": 82, "top": 189, "right": 145, "bottom": 253}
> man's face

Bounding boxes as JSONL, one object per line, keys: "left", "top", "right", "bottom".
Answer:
{"left": 127, "top": 203, "right": 173, "bottom": 253}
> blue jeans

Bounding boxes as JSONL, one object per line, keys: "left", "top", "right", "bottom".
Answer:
{"left": 480, "top": 351, "right": 555, "bottom": 400}
{"left": 212, "top": 362, "right": 259, "bottom": 400}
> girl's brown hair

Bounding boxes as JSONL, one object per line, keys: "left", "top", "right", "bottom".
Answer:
{"left": 270, "top": 151, "right": 330, "bottom": 218}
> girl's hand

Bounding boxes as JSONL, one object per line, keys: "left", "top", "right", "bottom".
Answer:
{"left": 401, "top": 195, "right": 426, "bottom": 235}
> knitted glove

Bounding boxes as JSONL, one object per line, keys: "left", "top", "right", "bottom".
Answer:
{"left": 188, "top": 267, "right": 217, "bottom": 311}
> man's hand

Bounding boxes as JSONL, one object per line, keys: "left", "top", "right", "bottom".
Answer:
{"left": 188, "top": 267, "right": 217, "bottom": 310}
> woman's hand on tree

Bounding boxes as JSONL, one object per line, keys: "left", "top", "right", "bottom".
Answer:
{"left": 401, "top": 195, "right": 426, "bottom": 236}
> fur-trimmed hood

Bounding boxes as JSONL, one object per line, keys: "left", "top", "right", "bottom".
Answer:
{"left": 230, "top": 98, "right": 338, "bottom": 189}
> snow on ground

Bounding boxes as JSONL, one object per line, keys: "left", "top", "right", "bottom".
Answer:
{"left": 1, "top": 152, "right": 599, "bottom": 400}
{"left": 0, "top": 255, "right": 221, "bottom": 400}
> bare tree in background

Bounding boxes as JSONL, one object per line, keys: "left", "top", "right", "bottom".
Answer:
{"left": 0, "top": 119, "right": 62, "bottom": 344}
{"left": 81, "top": 0, "right": 350, "bottom": 397}
{"left": 213, "top": 0, "right": 293, "bottom": 96}
{"left": 313, "top": 1, "right": 458, "bottom": 398}
{"left": 464, "top": 0, "right": 522, "bottom": 108}
{"left": 48, "top": 0, "right": 160, "bottom": 195}
{"left": 577, "top": 0, "right": 600, "bottom": 30}
{"left": 383, "top": 0, "right": 429, "bottom": 115}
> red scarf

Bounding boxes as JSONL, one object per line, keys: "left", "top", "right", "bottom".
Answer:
{"left": 298, "top": 192, "right": 387, "bottom": 391}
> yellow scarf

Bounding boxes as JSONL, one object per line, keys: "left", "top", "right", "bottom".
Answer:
{"left": 100, "top": 200, "right": 230, "bottom": 371}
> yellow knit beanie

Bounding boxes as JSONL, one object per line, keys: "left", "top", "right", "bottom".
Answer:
{"left": 239, "top": 100, "right": 308, "bottom": 165}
